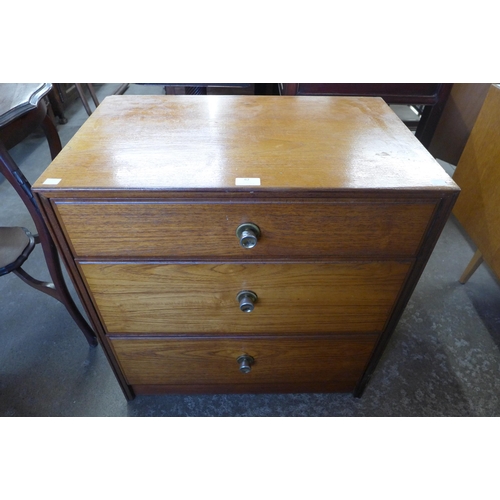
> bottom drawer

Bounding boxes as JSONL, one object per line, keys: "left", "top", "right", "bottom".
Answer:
{"left": 110, "top": 336, "right": 378, "bottom": 394}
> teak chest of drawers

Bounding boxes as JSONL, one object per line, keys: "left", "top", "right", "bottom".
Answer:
{"left": 33, "top": 95, "right": 459, "bottom": 400}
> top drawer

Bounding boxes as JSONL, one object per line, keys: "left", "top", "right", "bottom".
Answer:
{"left": 54, "top": 200, "right": 436, "bottom": 259}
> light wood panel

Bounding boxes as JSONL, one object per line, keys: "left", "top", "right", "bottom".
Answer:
{"left": 453, "top": 84, "right": 500, "bottom": 281}
{"left": 80, "top": 261, "right": 411, "bottom": 334}
{"left": 55, "top": 200, "right": 437, "bottom": 259}
{"left": 110, "top": 335, "right": 378, "bottom": 388}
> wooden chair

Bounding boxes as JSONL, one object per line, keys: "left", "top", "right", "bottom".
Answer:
{"left": 74, "top": 83, "right": 130, "bottom": 115}
{"left": 0, "top": 83, "right": 97, "bottom": 346}
{"left": 0, "top": 226, "right": 53, "bottom": 294}
{"left": 74, "top": 83, "right": 100, "bottom": 115}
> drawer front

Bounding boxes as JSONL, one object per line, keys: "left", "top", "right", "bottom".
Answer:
{"left": 81, "top": 261, "right": 411, "bottom": 334}
{"left": 55, "top": 200, "right": 436, "bottom": 259}
{"left": 110, "top": 335, "right": 378, "bottom": 389}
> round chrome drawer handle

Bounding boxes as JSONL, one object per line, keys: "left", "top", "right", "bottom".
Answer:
{"left": 236, "top": 290, "right": 258, "bottom": 313}
{"left": 236, "top": 223, "right": 261, "bottom": 249}
{"left": 237, "top": 354, "right": 255, "bottom": 374}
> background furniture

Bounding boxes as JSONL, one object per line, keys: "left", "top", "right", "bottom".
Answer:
{"left": 0, "top": 83, "right": 97, "bottom": 346}
{"left": 74, "top": 83, "right": 100, "bottom": 115}
{"left": 33, "top": 95, "right": 458, "bottom": 400}
{"left": 452, "top": 84, "right": 500, "bottom": 284}
{"left": 139, "top": 84, "right": 274, "bottom": 95}
{"left": 428, "top": 83, "right": 491, "bottom": 165}
{"left": 48, "top": 83, "right": 80, "bottom": 123}
{"left": 280, "top": 83, "right": 453, "bottom": 149}
{"left": 155, "top": 83, "right": 251, "bottom": 95}
{"left": 48, "top": 84, "right": 130, "bottom": 121}
{"left": 75, "top": 83, "right": 130, "bottom": 115}
{"left": 0, "top": 83, "right": 61, "bottom": 158}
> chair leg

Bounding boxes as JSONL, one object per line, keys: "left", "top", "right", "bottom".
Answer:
{"left": 87, "top": 84, "right": 100, "bottom": 108}
{"left": 75, "top": 83, "right": 93, "bottom": 116}
{"left": 13, "top": 267, "right": 59, "bottom": 300}
{"left": 459, "top": 249, "right": 484, "bottom": 284}
{"left": 114, "top": 83, "right": 129, "bottom": 95}
{"left": 0, "top": 141, "right": 98, "bottom": 347}
{"left": 39, "top": 103, "right": 62, "bottom": 160}
{"left": 30, "top": 229, "right": 98, "bottom": 347}
{"left": 13, "top": 249, "right": 98, "bottom": 347}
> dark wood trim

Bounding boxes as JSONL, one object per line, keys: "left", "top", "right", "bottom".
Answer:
{"left": 281, "top": 83, "right": 298, "bottom": 95}
{"left": 132, "top": 381, "right": 355, "bottom": 395}
{"left": 415, "top": 84, "right": 453, "bottom": 148}
{"left": 76, "top": 257, "right": 414, "bottom": 266}
{"left": 52, "top": 195, "right": 443, "bottom": 204}
{"left": 34, "top": 188, "right": 456, "bottom": 202}
{"left": 282, "top": 83, "right": 450, "bottom": 105}
{"left": 254, "top": 83, "right": 279, "bottom": 95}
{"left": 108, "top": 333, "right": 378, "bottom": 341}
{"left": 354, "top": 191, "right": 459, "bottom": 396}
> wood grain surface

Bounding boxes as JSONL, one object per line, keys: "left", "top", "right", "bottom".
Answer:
{"left": 80, "top": 261, "right": 411, "bottom": 334}
{"left": 55, "top": 199, "right": 436, "bottom": 259}
{"left": 110, "top": 335, "right": 378, "bottom": 387}
{"left": 31, "top": 94, "right": 460, "bottom": 399}
{"left": 33, "top": 95, "right": 457, "bottom": 192}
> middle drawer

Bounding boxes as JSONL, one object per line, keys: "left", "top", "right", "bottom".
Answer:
{"left": 80, "top": 261, "right": 411, "bottom": 335}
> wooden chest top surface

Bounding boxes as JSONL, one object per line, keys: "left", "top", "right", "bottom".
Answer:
{"left": 33, "top": 95, "right": 457, "bottom": 194}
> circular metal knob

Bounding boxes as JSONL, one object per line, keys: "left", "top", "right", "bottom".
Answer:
{"left": 236, "top": 290, "right": 258, "bottom": 313}
{"left": 237, "top": 354, "right": 255, "bottom": 374}
{"left": 236, "top": 223, "right": 261, "bottom": 249}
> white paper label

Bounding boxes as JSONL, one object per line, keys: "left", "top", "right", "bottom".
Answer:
{"left": 235, "top": 177, "right": 261, "bottom": 186}
{"left": 42, "top": 178, "right": 62, "bottom": 185}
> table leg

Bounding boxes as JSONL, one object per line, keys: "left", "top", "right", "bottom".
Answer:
{"left": 40, "top": 101, "right": 62, "bottom": 160}
{"left": 459, "top": 249, "right": 484, "bottom": 284}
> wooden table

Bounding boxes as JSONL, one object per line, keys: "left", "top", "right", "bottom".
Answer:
{"left": 0, "top": 83, "right": 61, "bottom": 157}
{"left": 33, "top": 95, "right": 459, "bottom": 400}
